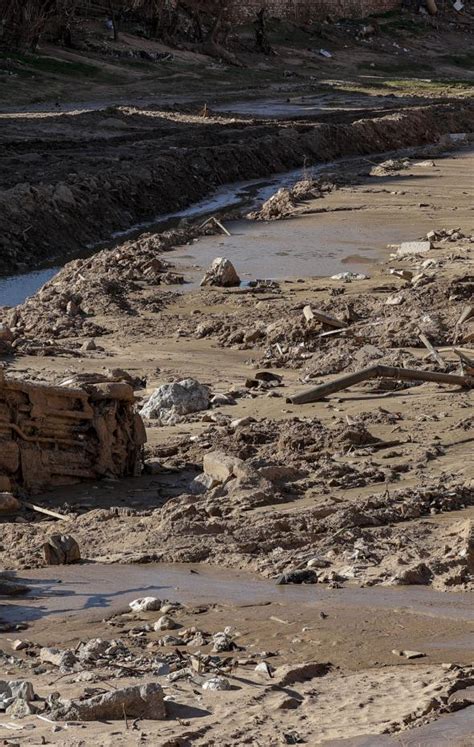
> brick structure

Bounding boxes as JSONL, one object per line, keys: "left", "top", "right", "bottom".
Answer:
{"left": 235, "top": 0, "right": 402, "bottom": 22}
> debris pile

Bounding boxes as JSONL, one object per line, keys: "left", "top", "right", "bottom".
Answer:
{"left": 247, "top": 178, "right": 336, "bottom": 221}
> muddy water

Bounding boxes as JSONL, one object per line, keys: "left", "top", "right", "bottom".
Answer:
{"left": 214, "top": 93, "right": 396, "bottom": 118}
{"left": 4, "top": 562, "right": 474, "bottom": 625}
{"left": 2, "top": 147, "right": 472, "bottom": 306}
{"left": 0, "top": 167, "right": 305, "bottom": 307}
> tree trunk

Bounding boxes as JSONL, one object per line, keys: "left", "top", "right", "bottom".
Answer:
{"left": 108, "top": 0, "right": 119, "bottom": 42}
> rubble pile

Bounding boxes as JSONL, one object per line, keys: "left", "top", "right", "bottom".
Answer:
{"left": 0, "top": 227, "right": 197, "bottom": 348}
{"left": 191, "top": 268, "right": 471, "bottom": 371}
{"left": 247, "top": 178, "right": 336, "bottom": 221}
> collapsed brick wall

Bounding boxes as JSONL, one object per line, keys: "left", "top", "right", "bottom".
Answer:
{"left": 234, "top": 0, "right": 402, "bottom": 22}
{"left": 0, "top": 372, "right": 146, "bottom": 494}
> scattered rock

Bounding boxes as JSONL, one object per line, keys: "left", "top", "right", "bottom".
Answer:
{"left": 200, "top": 258, "right": 240, "bottom": 288}
{"left": 43, "top": 535, "right": 81, "bottom": 565}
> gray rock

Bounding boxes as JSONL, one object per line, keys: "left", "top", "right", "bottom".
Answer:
{"left": 392, "top": 562, "right": 432, "bottom": 586}
{"left": 154, "top": 615, "right": 178, "bottom": 632}
{"left": 189, "top": 473, "right": 219, "bottom": 495}
{"left": 6, "top": 698, "right": 37, "bottom": 718}
{"left": 40, "top": 647, "right": 77, "bottom": 671}
{"left": 212, "top": 630, "right": 235, "bottom": 653}
{"left": 277, "top": 569, "right": 318, "bottom": 585}
{"left": 140, "top": 379, "right": 210, "bottom": 424}
{"left": 77, "top": 638, "right": 109, "bottom": 662}
{"left": 0, "top": 680, "right": 36, "bottom": 711}
{"left": 203, "top": 451, "right": 243, "bottom": 483}
{"left": 200, "top": 258, "right": 240, "bottom": 288}
{"left": 50, "top": 682, "right": 166, "bottom": 721}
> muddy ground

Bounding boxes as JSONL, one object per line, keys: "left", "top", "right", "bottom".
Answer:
{"left": 1, "top": 6, "right": 474, "bottom": 743}
{"left": 1, "top": 140, "right": 474, "bottom": 744}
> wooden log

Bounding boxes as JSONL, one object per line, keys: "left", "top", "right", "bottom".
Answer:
{"left": 287, "top": 365, "right": 472, "bottom": 404}
{"left": 418, "top": 333, "right": 446, "bottom": 370}
{"left": 23, "top": 501, "right": 72, "bottom": 522}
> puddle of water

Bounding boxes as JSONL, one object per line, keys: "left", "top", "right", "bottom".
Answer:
{"left": 0, "top": 267, "right": 58, "bottom": 307}
{"left": 166, "top": 210, "right": 437, "bottom": 286}
{"left": 214, "top": 93, "right": 391, "bottom": 118}
{"left": 0, "top": 167, "right": 306, "bottom": 308}
{"left": 3, "top": 562, "right": 474, "bottom": 626}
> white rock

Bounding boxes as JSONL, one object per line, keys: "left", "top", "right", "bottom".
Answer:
{"left": 129, "top": 597, "right": 162, "bottom": 613}
{"left": 255, "top": 661, "right": 274, "bottom": 676}
{"left": 231, "top": 417, "right": 255, "bottom": 429}
{"left": 140, "top": 379, "right": 210, "bottom": 423}
{"left": 331, "top": 272, "right": 368, "bottom": 282}
{"left": 202, "top": 676, "right": 232, "bottom": 691}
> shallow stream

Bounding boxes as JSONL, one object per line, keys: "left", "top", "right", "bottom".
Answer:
{"left": 4, "top": 562, "right": 474, "bottom": 625}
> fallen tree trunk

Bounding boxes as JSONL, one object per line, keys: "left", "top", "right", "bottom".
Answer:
{"left": 287, "top": 365, "right": 472, "bottom": 405}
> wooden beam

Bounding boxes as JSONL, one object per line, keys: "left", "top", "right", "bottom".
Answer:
{"left": 23, "top": 501, "right": 72, "bottom": 522}
{"left": 418, "top": 333, "right": 446, "bottom": 370}
{"left": 287, "top": 365, "right": 472, "bottom": 404}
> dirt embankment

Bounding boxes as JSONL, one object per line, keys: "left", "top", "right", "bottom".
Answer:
{"left": 1, "top": 101, "right": 474, "bottom": 276}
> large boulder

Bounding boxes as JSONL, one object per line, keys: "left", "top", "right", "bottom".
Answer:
{"left": 140, "top": 379, "right": 210, "bottom": 424}
{"left": 50, "top": 682, "right": 166, "bottom": 721}
{"left": 200, "top": 257, "right": 240, "bottom": 288}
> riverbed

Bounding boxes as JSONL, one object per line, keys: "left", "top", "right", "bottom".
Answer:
{"left": 2, "top": 145, "right": 472, "bottom": 306}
